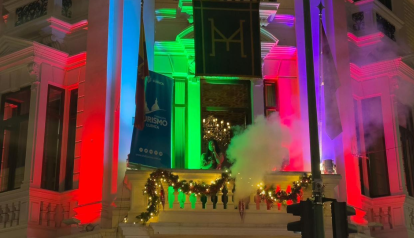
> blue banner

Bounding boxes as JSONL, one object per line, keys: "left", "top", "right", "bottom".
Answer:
{"left": 130, "top": 71, "right": 173, "bottom": 168}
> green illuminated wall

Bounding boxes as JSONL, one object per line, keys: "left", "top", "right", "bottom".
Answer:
{"left": 173, "top": 80, "right": 187, "bottom": 168}
{"left": 187, "top": 78, "right": 201, "bottom": 169}
{"left": 154, "top": 24, "right": 203, "bottom": 169}
{"left": 172, "top": 77, "right": 201, "bottom": 169}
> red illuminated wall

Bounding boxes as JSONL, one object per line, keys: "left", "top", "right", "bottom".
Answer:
{"left": 263, "top": 46, "right": 303, "bottom": 171}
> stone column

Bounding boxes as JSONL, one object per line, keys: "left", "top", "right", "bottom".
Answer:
{"left": 75, "top": 0, "right": 124, "bottom": 227}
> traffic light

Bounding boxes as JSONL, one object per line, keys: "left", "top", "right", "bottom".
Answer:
{"left": 331, "top": 201, "right": 358, "bottom": 238}
{"left": 286, "top": 199, "right": 314, "bottom": 238}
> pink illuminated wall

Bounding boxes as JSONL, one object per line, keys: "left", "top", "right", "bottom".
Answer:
{"left": 263, "top": 46, "right": 303, "bottom": 171}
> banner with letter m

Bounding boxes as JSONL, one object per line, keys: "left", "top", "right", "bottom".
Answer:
{"left": 193, "top": 0, "right": 261, "bottom": 78}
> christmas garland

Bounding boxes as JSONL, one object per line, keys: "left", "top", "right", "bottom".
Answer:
{"left": 136, "top": 169, "right": 312, "bottom": 224}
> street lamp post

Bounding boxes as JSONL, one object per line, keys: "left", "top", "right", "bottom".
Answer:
{"left": 302, "top": 0, "right": 325, "bottom": 237}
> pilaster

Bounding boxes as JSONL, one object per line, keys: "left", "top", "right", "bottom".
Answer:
{"left": 388, "top": 76, "right": 405, "bottom": 194}
{"left": 251, "top": 79, "right": 264, "bottom": 120}
{"left": 21, "top": 61, "right": 48, "bottom": 190}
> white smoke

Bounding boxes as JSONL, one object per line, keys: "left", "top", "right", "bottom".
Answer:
{"left": 226, "top": 114, "right": 294, "bottom": 201}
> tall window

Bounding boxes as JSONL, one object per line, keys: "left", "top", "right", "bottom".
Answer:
{"left": 264, "top": 81, "right": 278, "bottom": 116}
{"left": 0, "top": 88, "right": 31, "bottom": 192}
{"left": 354, "top": 99, "right": 366, "bottom": 195}
{"left": 65, "top": 89, "right": 78, "bottom": 190}
{"left": 41, "top": 86, "right": 65, "bottom": 191}
{"left": 201, "top": 80, "right": 251, "bottom": 152}
{"left": 398, "top": 102, "right": 414, "bottom": 197}
{"left": 361, "top": 97, "right": 390, "bottom": 197}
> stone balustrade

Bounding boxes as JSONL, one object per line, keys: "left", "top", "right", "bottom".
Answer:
{"left": 0, "top": 186, "right": 78, "bottom": 237}
{"left": 362, "top": 194, "right": 407, "bottom": 237}
{"left": 0, "top": 188, "right": 28, "bottom": 229}
{"left": 123, "top": 169, "right": 341, "bottom": 226}
{"left": 29, "top": 188, "right": 78, "bottom": 229}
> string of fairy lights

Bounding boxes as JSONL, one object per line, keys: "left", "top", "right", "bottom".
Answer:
{"left": 136, "top": 169, "right": 312, "bottom": 224}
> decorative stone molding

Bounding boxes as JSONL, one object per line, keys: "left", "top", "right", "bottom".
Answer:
{"left": 259, "top": 2, "right": 280, "bottom": 27}
{"left": 178, "top": 0, "right": 279, "bottom": 26}
{"left": 188, "top": 60, "right": 195, "bottom": 75}
{"left": 46, "top": 17, "right": 88, "bottom": 35}
{"left": 348, "top": 0, "right": 374, "bottom": 5}
{"left": 389, "top": 75, "right": 399, "bottom": 95}
{"left": 347, "top": 32, "right": 384, "bottom": 47}
{"left": 178, "top": 0, "right": 193, "bottom": 24}
{"left": 27, "top": 62, "right": 40, "bottom": 81}
{"left": 41, "top": 34, "right": 64, "bottom": 51}
{"left": 350, "top": 58, "right": 402, "bottom": 81}
{"left": 263, "top": 45, "right": 297, "bottom": 61}
{"left": 155, "top": 8, "right": 177, "bottom": 22}
{"left": 31, "top": 81, "right": 40, "bottom": 91}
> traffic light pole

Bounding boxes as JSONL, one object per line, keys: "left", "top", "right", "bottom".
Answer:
{"left": 303, "top": 0, "right": 325, "bottom": 237}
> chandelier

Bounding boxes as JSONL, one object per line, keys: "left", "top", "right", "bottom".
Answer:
{"left": 202, "top": 115, "right": 231, "bottom": 146}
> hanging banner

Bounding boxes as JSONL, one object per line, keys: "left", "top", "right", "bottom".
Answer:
{"left": 130, "top": 71, "right": 173, "bottom": 168}
{"left": 193, "top": 0, "right": 262, "bottom": 78}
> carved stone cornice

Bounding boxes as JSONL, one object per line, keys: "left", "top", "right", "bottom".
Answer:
{"left": 350, "top": 58, "right": 402, "bottom": 81}
{"left": 259, "top": 2, "right": 280, "bottom": 27}
{"left": 177, "top": 0, "right": 279, "bottom": 26}
{"left": 178, "top": 0, "right": 193, "bottom": 24}
{"left": 389, "top": 75, "right": 399, "bottom": 96}
{"left": 0, "top": 39, "right": 86, "bottom": 74}
{"left": 27, "top": 61, "right": 40, "bottom": 81}
{"left": 263, "top": 45, "right": 297, "bottom": 61}
{"left": 46, "top": 17, "right": 88, "bottom": 35}
{"left": 347, "top": 32, "right": 384, "bottom": 47}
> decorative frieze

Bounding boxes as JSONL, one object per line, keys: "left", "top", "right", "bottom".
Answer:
{"left": 27, "top": 62, "right": 40, "bottom": 81}
{"left": 15, "top": 0, "right": 48, "bottom": 27}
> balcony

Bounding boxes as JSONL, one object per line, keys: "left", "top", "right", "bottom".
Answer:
{"left": 116, "top": 169, "right": 341, "bottom": 237}
{"left": 0, "top": 187, "right": 77, "bottom": 237}
{"left": 362, "top": 194, "right": 408, "bottom": 238}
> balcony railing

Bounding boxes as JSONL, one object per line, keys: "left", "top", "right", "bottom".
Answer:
{"left": 0, "top": 186, "right": 77, "bottom": 235}
{"left": 362, "top": 194, "right": 407, "bottom": 236}
{"left": 118, "top": 169, "right": 341, "bottom": 236}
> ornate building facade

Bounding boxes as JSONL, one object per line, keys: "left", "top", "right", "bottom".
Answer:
{"left": 0, "top": 0, "right": 413, "bottom": 237}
